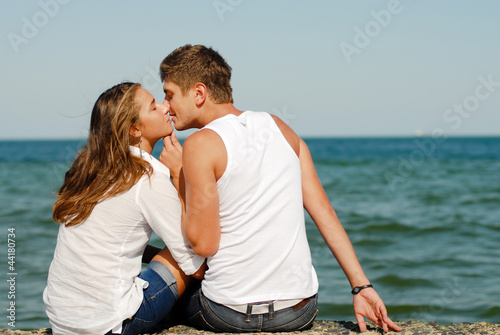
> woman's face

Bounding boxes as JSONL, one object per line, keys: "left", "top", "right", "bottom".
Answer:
{"left": 134, "top": 87, "right": 173, "bottom": 150}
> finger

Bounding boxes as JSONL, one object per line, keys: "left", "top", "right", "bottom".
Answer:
{"left": 378, "top": 305, "right": 389, "bottom": 332}
{"left": 381, "top": 318, "right": 389, "bottom": 333}
{"left": 171, "top": 132, "right": 183, "bottom": 151}
{"left": 355, "top": 314, "right": 367, "bottom": 332}
{"left": 370, "top": 315, "right": 385, "bottom": 332}
{"left": 163, "top": 136, "right": 171, "bottom": 147}
{"left": 163, "top": 136, "right": 174, "bottom": 150}
{"left": 378, "top": 304, "right": 401, "bottom": 332}
{"left": 385, "top": 316, "right": 402, "bottom": 332}
{"left": 160, "top": 138, "right": 173, "bottom": 163}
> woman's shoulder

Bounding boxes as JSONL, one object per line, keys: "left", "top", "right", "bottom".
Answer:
{"left": 130, "top": 146, "right": 171, "bottom": 178}
{"left": 148, "top": 155, "right": 171, "bottom": 177}
{"left": 138, "top": 156, "right": 177, "bottom": 195}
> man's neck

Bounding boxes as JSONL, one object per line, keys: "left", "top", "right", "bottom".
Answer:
{"left": 199, "top": 103, "right": 243, "bottom": 127}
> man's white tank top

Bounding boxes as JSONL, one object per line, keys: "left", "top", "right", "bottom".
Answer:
{"left": 201, "top": 111, "right": 318, "bottom": 305}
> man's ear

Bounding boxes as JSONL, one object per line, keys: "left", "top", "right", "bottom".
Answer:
{"left": 193, "top": 82, "right": 207, "bottom": 106}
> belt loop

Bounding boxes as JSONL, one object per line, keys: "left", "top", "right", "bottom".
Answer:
{"left": 268, "top": 301, "right": 275, "bottom": 320}
{"left": 245, "top": 303, "right": 253, "bottom": 322}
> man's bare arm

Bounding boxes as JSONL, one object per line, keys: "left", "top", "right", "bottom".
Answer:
{"left": 181, "top": 129, "right": 226, "bottom": 258}
{"left": 273, "top": 115, "right": 401, "bottom": 332}
{"left": 298, "top": 138, "right": 370, "bottom": 286}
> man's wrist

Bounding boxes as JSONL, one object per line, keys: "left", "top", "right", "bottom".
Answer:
{"left": 351, "top": 284, "right": 373, "bottom": 295}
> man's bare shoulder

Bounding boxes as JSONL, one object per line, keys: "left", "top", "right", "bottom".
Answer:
{"left": 183, "top": 129, "right": 224, "bottom": 152}
{"left": 183, "top": 129, "right": 227, "bottom": 178}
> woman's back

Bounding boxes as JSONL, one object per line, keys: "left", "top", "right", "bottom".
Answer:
{"left": 44, "top": 148, "right": 202, "bottom": 335}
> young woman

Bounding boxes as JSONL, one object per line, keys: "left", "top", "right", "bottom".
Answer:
{"left": 43, "top": 82, "right": 204, "bottom": 335}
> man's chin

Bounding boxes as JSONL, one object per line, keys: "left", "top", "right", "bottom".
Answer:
{"left": 173, "top": 121, "right": 200, "bottom": 131}
{"left": 174, "top": 123, "right": 191, "bottom": 131}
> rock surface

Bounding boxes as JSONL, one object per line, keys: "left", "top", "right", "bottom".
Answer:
{"left": 1, "top": 320, "right": 500, "bottom": 334}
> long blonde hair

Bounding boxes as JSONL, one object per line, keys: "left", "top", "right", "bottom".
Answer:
{"left": 53, "top": 82, "right": 152, "bottom": 226}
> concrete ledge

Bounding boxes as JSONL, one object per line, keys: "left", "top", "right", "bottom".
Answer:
{"left": 1, "top": 320, "right": 499, "bottom": 334}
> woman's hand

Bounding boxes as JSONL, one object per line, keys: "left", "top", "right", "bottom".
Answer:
{"left": 353, "top": 288, "right": 402, "bottom": 332}
{"left": 160, "top": 132, "right": 183, "bottom": 190}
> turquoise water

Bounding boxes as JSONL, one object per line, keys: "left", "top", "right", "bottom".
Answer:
{"left": 1, "top": 137, "right": 499, "bottom": 329}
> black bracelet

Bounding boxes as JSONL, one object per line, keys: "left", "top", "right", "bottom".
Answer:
{"left": 351, "top": 284, "right": 373, "bottom": 295}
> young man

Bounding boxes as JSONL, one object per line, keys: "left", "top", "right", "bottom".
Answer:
{"left": 159, "top": 44, "right": 401, "bottom": 333}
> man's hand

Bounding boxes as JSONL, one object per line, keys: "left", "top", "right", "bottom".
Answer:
{"left": 353, "top": 288, "right": 402, "bottom": 332}
{"left": 160, "top": 132, "right": 183, "bottom": 190}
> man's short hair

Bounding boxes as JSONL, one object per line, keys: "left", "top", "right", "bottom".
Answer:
{"left": 160, "top": 44, "right": 233, "bottom": 104}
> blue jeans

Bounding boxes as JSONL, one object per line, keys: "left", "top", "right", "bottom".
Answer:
{"left": 107, "top": 261, "right": 178, "bottom": 335}
{"left": 184, "top": 287, "right": 319, "bottom": 333}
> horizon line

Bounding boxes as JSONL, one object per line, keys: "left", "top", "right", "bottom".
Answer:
{"left": 1, "top": 134, "right": 499, "bottom": 142}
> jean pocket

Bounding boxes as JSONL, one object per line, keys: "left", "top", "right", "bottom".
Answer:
{"left": 121, "top": 316, "right": 154, "bottom": 335}
{"left": 296, "top": 308, "right": 319, "bottom": 331}
{"left": 189, "top": 311, "right": 219, "bottom": 332}
{"left": 265, "top": 302, "right": 319, "bottom": 332}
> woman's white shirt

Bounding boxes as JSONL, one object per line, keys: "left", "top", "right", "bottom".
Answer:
{"left": 43, "top": 146, "right": 204, "bottom": 335}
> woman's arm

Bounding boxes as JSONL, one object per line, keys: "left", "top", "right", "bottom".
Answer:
{"left": 137, "top": 171, "right": 205, "bottom": 274}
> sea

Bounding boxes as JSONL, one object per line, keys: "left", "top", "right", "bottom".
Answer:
{"left": 1, "top": 137, "right": 499, "bottom": 330}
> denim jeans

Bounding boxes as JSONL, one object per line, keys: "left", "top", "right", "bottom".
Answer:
{"left": 107, "top": 261, "right": 178, "bottom": 335}
{"left": 184, "top": 287, "right": 319, "bottom": 333}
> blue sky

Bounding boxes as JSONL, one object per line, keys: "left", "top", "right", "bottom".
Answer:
{"left": 1, "top": 0, "right": 499, "bottom": 139}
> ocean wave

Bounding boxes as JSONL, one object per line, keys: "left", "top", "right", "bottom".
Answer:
{"left": 374, "top": 274, "right": 438, "bottom": 288}
{"left": 479, "top": 306, "right": 500, "bottom": 318}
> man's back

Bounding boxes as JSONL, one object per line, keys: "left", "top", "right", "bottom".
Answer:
{"left": 199, "top": 111, "right": 318, "bottom": 305}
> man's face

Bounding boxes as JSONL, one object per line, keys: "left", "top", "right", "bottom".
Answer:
{"left": 163, "top": 81, "right": 196, "bottom": 131}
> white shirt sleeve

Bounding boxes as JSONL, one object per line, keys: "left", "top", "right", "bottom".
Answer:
{"left": 136, "top": 170, "right": 204, "bottom": 275}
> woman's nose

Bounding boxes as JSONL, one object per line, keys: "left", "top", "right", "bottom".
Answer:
{"left": 159, "top": 101, "right": 169, "bottom": 114}
{"left": 162, "top": 99, "right": 170, "bottom": 111}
